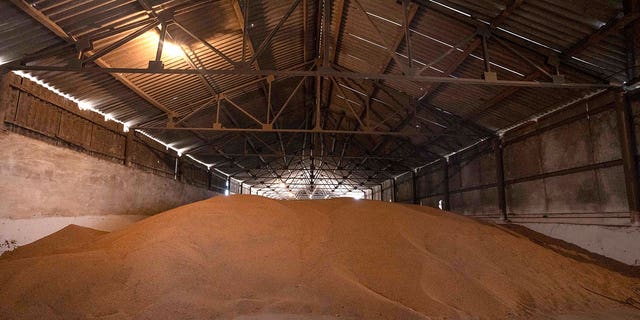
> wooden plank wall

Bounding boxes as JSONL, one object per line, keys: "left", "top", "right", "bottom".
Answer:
{"left": 1, "top": 72, "right": 221, "bottom": 192}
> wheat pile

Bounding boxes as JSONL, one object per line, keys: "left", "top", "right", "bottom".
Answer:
{"left": 1, "top": 195, "right": 639, "bottom": 319}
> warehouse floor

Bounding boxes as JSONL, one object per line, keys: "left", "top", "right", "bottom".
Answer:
{"left": 1, "top": 195, "right": 638, "bottom": 319}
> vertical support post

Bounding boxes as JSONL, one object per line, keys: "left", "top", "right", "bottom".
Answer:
{"left": 207, "top": 170, "right": 212, "bottom": 191}
{"left": 481, "top": 34, "right": 491, "bottom": 72}
{"left": 241, "top": 0, "right": 249, "bottom": 62}
{"left": 494, "top": 137, "right": 508, "bottom": 221}
{"left": 174, "top": 157, "right": 180, "bottom": 181}
{"left": 240, "top": 182, "right": 244, "bottom": 194}
{"left": 155, "top": 22, "right": 167, "bottom": 62}
{"left": 266, "top": 76, "right": 273, "bottom": 124}
{"left": 412, "top": 170, "right": 419, "bottom": 205}
{"left": 616, "top": 92, "right": 640, "bottom": 224}
{"left": 0, "top": 69, "right": 11, "bottom": 130}
{"left": 124, "top": 131, "right": 135, "bottom": 166}
{"left": 392, "top": 177, "right": 398, "bottom": 202}
{"left": 303, "top": 0, "right": 308, "bottom": 62}
{"left": 623, "top": 0, "right": 640, "bottom": 225}
{"left": 322, "top": 0, "right": 331, "bottom": 68}
{"left": 443, "top": 158, "right": 450, "bottom": 211}
{"left": 314, "top": 74, "right": 322, "bottom": 130}
{"left": 214, "top": 95, "right": 222, "bottom": 126}
{"left": 479, "top": 27, "right": 497, "bottom": 81}
{"left": 226, "top": 176, "right": 231, "bottom": 194}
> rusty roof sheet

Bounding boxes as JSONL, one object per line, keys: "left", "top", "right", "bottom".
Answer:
{"left": 0, "top": 0, "right": 629, "bottom": 193}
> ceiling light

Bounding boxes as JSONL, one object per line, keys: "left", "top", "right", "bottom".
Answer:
{"left": 163, "top": 41, "right": 183, "bottom": 58}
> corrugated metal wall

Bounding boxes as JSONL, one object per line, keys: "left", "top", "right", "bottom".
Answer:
{"left": 387, "top": 90, "right": 632, "bottom": 225}
{"left": 394, "top": 171, "right": 414, "bottom": 203}
{"left": 380, "top": 179, "right": 393, "bottom": 202}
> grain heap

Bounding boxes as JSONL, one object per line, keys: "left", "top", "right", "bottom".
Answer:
{"left": 1, "top": 195, "right": 639, "bottom": 319}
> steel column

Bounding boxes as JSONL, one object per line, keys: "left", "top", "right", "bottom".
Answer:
{"left": 443, "top": 158, "right": 450, "bottom": 211}
{"left": 124, "top": 131, "right": 135, "bottom": 166}
{"left": 481, "top": 34, "right": 491, "bottom": 72}
{"left": 616, "top": 92, "right": 640, "bottom": 224}
{"left": 622, "top": 0, "right": 640, "bottom": 224}
{"left": 174, "top": 157, "right": 180, "bottom": 181}
{"left": 0, "top": 69, "right": 11, "bottom": 130}
{"left": 392, "top": 177, "right": 398, "bottom": 202}
{"left": 494, "top": 137, "right": 508, "bottom": 221}
{"left": 412, "top": 170, "right": 419, "bottom": 205}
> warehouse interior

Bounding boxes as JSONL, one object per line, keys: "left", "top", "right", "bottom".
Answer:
{"left": 1, "top": 0, "right": 640, "bottom": 318}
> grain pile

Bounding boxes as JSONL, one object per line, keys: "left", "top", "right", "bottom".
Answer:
{"left": 1, "top": 195, "right": 639, "bottom": 319}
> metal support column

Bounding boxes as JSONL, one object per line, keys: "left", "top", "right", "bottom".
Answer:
{"left": 0, "top": 69, "right": 11, "bottom": 130}
{"left": 174, "top": 157, "right": 180, "bottom": 181}
{"left": 207, "top": 170, "right": 212, "bottom": 191}
{"left": 392, "top": 177, "right": 398, "bottom": 202}
{"left": 124, "top": 131, "right": 135, "bottom": 166}
{"left": 623, "top": 0, "right": 640, "bottom": 225}
{"left": 481, "top": 34, "right": 491, "bottom": 72}
{"left": 616, "top": 92, "right": 640, "bottom": 224}
{"left": 494, "top": 137, "right": 508, "bottom": 221}
{"left": 443, "top": 158, "right": 450, "bottom": 211}
{"left": 412, "top": 170, "right": 419, "bottom": 205}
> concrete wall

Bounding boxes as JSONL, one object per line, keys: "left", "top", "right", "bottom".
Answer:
{"left": 1, "top": 132, "right": 214, "bottom": 219}
{"left": 0, "top": 72, "right": 219, "bottom": 252}
{"left": 0, "top": 72, "right": 218, "bottom": 190}
{"left": 501, "top": 92, "right": 628, "bottom": 224}
{"left": 389, "top": 91, "right": 640, "bottom": 265}
{"left": 519, "top": 223, "right": 640, "bottom": 266}
{"left": 0, "top": 131, "right": 216, "bottom": 251}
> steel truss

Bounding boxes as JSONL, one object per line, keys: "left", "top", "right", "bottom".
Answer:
{"left": 4, "top": 0, "right": 629, "bottom": 199}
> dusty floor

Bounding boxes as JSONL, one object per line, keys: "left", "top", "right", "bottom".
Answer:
{"left": 1, "top": 195, "right": 639, "bottom": 319}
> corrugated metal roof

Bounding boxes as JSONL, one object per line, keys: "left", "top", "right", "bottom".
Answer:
{"left": 0, "top": 0, "right": 63, "bottom": 64}
{"left": 0, "top": 0, "right": 628, "bottom": 197}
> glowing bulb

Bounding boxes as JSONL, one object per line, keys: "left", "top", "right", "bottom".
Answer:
{"left": 163, "top": 41, "right": 183, "bottom": 58}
